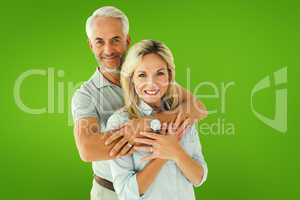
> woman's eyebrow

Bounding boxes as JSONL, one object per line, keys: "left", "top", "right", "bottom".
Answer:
{"left": 157, "top": 67, "right": 168, "bottom": 71}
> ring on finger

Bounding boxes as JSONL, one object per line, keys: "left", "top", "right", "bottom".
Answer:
{"left": 150, "top": 147, "right": 154, "bottom": 152}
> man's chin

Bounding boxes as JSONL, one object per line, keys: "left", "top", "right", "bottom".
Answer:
{"left": 101, "top": 62, "right": 121, "bottom": 70}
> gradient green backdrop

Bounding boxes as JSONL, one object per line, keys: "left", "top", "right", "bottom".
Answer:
{"left": 1, "top": 0, "right": 299, "bottom": 199}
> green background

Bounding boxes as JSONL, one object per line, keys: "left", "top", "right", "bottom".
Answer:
{"left": 0, "top": 0, "right": 299, "bottom": 199}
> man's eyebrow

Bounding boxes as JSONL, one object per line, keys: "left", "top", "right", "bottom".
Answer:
{"left": 111, "top": 36, "right": 121, "bottom": 40}
{"left": 95, "top": 37, "right": 104, "bottom": 41}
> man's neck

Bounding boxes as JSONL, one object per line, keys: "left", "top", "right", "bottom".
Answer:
{"left": 99, "top": 66, "right": 121, "bottom": 86}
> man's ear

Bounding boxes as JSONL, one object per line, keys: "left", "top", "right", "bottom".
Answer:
{"left": 88, "top": 39, "right": 93, "bottom": 49}
{"left": 126, "top": 35, "right": 131, "bottom": 46}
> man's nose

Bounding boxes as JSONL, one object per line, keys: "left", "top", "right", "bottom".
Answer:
{"left": 103, "top": 43, "right": 114, "bottom": 56}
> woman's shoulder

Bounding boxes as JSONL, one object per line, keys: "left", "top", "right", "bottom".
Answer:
{"left": 181, "top": 124, "right": 199, "bottom": 142}
{"left": 106, "top": 107, "right": 130, "bottom": 131}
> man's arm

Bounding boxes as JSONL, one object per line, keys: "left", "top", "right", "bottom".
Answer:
{"left": 105, "top": 83, "right": 208, "bottom": 157}
{"left": 155, "top": 83, "right": 207, "bottom": 123}
{"left": 74, "top": 117, "right": 126, "bottom": 162}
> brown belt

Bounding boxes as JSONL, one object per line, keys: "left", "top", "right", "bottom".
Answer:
{"left": 94, "top": 175, "right": 115, "bottom": 192}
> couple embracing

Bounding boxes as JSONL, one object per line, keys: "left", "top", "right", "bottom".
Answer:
{"left": 72, "top": 6, "right": 208, "bottom": 200}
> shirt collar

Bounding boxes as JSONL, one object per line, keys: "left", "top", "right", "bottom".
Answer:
{"left": 91, "top": 67, "right": 114, "bottom": 89}
{"left": 138, "top": 100, "right": 154, "bottom": 116}
{"left": 138, "top": 100, "right": 171, "bottom": 116}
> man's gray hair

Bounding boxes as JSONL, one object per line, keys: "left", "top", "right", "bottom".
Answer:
{"left": 85, "top": 6, "right": 129, "bottom": 39}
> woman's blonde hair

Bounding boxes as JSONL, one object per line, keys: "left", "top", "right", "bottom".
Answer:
{"left": 121, "top": 39, "right": 179, "bottom": 118}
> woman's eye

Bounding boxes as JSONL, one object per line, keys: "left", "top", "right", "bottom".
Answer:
{"left": 138, "top": 73, "right": 146, "bottom": 78}
{"left": 157, "top": 71, "right": 165, "bottom": 76}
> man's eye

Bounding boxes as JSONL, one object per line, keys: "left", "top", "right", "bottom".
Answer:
{"left": 96, "top": 41, "right": 104, "bottom": 46}
{"left": 112, "top": 38, "right": 120, "bottom": 43}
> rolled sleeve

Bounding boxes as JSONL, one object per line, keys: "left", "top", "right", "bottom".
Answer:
{"left": 71, "top": 89, "right": 97, "bottom": 122}
{"left": 190, "top": 125, "right": 208, "bottom": 187}
{"left": 106, "top": 112, "right": 141, "bottom": 200}
{"left": 110, "top": 157, "right": 141, "bottom": 200}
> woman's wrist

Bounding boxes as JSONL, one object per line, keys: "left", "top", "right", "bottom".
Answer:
{"left": 172, "top": 145, "right": 187, "bottom": 163}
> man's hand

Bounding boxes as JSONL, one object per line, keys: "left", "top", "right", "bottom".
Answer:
{"left": 104, "top": 118, "right": 152, "bottom": 157}
{"left": 172, "top": 112, "right": 196, "bottom": 140}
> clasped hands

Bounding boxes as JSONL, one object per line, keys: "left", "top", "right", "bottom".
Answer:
{"left": 104, "top": 113, "right": 196, "bottom": 160}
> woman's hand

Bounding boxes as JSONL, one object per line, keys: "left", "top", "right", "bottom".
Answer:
{"left": 104, "top": 117, "right": 152, "bottom": 157}
{"left": 134, "top": 122, "right": 190, "bottom": 161}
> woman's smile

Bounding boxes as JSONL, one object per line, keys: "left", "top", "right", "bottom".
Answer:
{"left": 144, "top": 88, "right": 160, "bottom": 96}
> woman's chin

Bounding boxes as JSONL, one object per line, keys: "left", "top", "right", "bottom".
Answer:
{"left": 141, "top": 97, "right": 161, "bottom": 106}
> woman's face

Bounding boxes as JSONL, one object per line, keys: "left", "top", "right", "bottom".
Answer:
{"left": 132, "top": 53, "right": 170, "bottom": 107}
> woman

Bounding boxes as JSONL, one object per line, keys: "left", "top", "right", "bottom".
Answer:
{"left": 106, "top": 40, "right": 208, "bottom": 200}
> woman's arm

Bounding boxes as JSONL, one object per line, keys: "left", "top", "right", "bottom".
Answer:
{"left": 173, "top": 147, "right": 204, "bottom": 185}
{"left": 107, "top": 113, "right": 168, "bottom": 198}
{"left": 134, "top": 124, "right": 208, "bottom": 186}
{"left": 175, "top": 125, "right": 208, "bottom": 186}
{"left": 136, "top": 159, "right": 166, "bottom": 195}
{"left": 110, "top": 156, "right": 166, "bottom": 199}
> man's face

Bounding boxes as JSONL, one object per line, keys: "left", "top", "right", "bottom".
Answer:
{"left": 88, "top": 17, "right": 130, "bottom": 69}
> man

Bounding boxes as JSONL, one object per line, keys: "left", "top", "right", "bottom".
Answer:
{"left": 71, "top": 6, "right": 207, "bottom": 200}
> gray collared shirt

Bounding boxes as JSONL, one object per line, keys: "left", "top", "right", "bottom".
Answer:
{"left": 71, "top": 68, "right": 124, "bottom": 180}
{"left": 106, "top": 101, "right": 208, "bottom": 200}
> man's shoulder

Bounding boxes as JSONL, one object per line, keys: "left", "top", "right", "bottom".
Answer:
{"left": 71, "top": 70, "right": 100, "bottom": 99}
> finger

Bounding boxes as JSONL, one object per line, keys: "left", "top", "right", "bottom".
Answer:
{"left": 125, "top": 145, "right": 135, "bottom": 156}
{"left": 173, "top": 112, "right": 182, "bottom": 129}
{"left": 134, "top": 138, "right": 156, "bottom": 146}
{"left": 200, "top": 109, "right": 208, "bottom": 116}
{"left": 160, "top": 123, "right": 167, "bottom": 135}
{"left": 140, "top": 131, "right": 160, "bottom": 140}
{"left": 110, "top": 137, "right": 127, "bottom": 156}
{"left": 176, "top": 118, "right": 190, "bottom": 134}
{"left": 113, "top": 122, "right": 128, "bottom": 130}
{"left": 134, "top": 146, "right": 153, "bottom": 152}
{"left": 119, "top": 143, "right": 134, "bottom": 156}
{"left": 105, "top": 131, "right": 124, "bottom": 146}
{"left": 176, "top": 128, "right": 185, "bottom": 140}
{"left": 176, "top": 118, "right": 191, "bottom": 140}
{"left": 167, "top": 122, "right": 176, "bottom": 135}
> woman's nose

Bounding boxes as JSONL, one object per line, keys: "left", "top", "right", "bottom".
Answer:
{"left": 145, "top": 77, "right": 158, "bottom": 87}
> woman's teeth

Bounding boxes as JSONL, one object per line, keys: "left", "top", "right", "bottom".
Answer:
{"left": 144, "top": 89, "right": 159, "bottom": 95}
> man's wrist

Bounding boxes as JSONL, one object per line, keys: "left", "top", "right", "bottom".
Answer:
{"left": 140, "top": 117, "right": 152, "bottom": 132}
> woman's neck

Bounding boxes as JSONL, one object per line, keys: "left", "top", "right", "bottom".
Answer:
{"left": 147, "top": 101, "right": 162, "bottom": 111}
